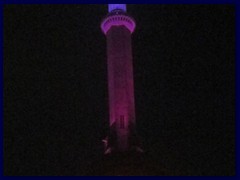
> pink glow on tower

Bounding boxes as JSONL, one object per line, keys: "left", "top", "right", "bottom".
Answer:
{"left": 101, "top": 4, "right": 142, "bottom": 154}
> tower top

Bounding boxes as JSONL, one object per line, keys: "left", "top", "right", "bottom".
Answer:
{"left": 108, "top": 4, "right": 126, "bottom": 13}
{"left": 101, "top": 4, "right": 135, "bottom": 35}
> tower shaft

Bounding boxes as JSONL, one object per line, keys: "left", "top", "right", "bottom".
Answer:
{"left": 101, "top": 4, "right": 140, "bottom": 153}
{"left": 107, "top": 25, "right": 135, "bottom": 151}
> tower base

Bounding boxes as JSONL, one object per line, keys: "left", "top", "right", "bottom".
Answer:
{"left": 102, "top": 140, "right": 144, "bottom": 155}
{"left": 102, "top": 121, "right": 144, "bottom": 154}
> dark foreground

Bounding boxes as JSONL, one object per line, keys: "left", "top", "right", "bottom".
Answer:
{"left": 85, "top": 152, "right": 170, "bottom": 176}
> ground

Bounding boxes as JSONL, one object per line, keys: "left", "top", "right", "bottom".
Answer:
{"left": 85, "top": 152, "right": 170, "bottom": 176}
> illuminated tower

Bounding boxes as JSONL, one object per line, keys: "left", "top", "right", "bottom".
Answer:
{"left": 101, "top": 4, "right": 142, "bottom": 154}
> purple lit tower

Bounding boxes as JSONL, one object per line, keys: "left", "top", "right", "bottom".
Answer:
{"left": 101, "top": 4, "right": 142, "bottom": 154}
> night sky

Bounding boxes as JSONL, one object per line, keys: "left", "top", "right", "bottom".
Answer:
{"left": 4, "top": 4, "right": 235, "bottom": 175}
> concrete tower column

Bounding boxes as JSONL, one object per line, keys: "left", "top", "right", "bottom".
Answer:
{"left": 101, "top": 4, "right": 141, "bottom": 154}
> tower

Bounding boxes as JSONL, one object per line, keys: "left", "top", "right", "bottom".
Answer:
{"left": 101, "top": 4, "right": 142, "bottom": 154}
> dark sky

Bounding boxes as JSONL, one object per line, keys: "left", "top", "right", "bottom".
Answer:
{"left": 4, "top": 4, "right": 235, "bottom": 175}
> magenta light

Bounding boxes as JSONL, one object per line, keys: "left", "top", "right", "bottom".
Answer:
{"left": 101, "top": 14, "right": 136, "bottom": 35}
{"left": 101, "top": 4, "right": 142, "bottom": 153}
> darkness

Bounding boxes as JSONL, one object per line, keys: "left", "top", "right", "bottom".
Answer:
{"left": 4, "top": 4, "right": 235, "bottom": 175}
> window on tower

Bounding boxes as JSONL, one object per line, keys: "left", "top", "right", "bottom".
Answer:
{"left": 120, "top": 115, "right": 125, "bottom": 129}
